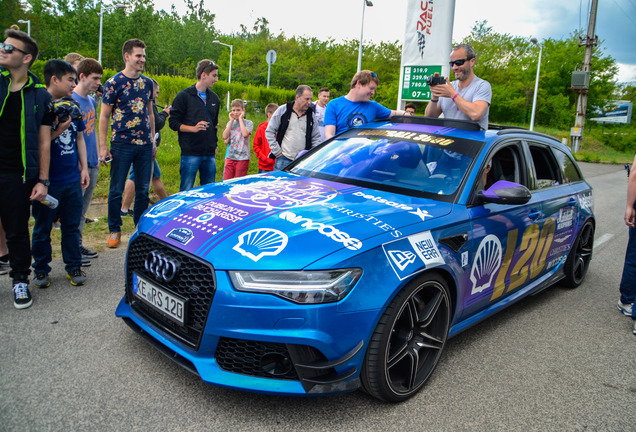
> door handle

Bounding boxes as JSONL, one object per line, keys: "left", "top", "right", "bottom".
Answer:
{"left": 528, "top": 208, "right": 542, "bottom": 220}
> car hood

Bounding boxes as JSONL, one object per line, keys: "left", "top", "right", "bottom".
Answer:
{"left": 137, "top": 172, "right": 453, "bottom": 270}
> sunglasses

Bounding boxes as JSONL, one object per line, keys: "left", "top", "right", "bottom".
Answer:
{"left": 449, "top": 58, "right": 472, "bottom": 67}
{"left": 0, "top": 42, "right": 28, "bottom": 55}
{"left": 370, "top": 71, "right": 377, "bottom": 78}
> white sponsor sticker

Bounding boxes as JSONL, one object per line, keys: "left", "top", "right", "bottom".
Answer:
{"left": 407, "top": 231, "right": 445, "bottom": 268}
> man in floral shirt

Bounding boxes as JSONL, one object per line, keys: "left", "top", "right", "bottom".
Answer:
{"left": 99, "top": 39, "right": 155, "bottom": 248}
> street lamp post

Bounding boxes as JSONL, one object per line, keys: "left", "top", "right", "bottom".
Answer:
{"left": 530, "top": 37, "right": 542, "bottom": 131}
{"left": 357, "top": 0, "right": 373, "bottom": 72}
{"left": 213, "top": 40, "right": 233, "bottom": 112}
{"left": 98, "top": 3, "right": 126, "bottom": 64}
{"left": 17, "top": 20, "right": 31, "bottom": 36}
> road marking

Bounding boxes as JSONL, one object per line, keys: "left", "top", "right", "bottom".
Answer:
{"left": 594, "top": 233, "right": 614, "bottom": 251}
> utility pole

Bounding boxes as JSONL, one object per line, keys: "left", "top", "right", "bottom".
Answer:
{"left": 570, "top": 0, "right": 598, "bottom": 153}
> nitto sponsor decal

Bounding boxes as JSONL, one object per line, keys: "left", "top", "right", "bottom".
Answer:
{"left": 470, "top": 235, "right": 503, "bottom": 295}
{"left": 233, "top": 228, "right": 288, "bottom": 262}
{"left": 194, "top": 202, "right": 249, "bottom": 223}
{"left": 387, "top": 250, "right": 417, "bottom": 271}
{"left": 227, "top": 179, "right": 338, "bottom": 210}
{"left": 556, "top": 208, "right": 574, "bottom": 230}
{"left": 408, "top": 232, "right": 445, "bottom": 267}
{"left": 279, "top": 211, "right": 362, "bottom": 250}
{"left": 146, "top": 199, "right": 186, "bottom": 218}
{"left": 166, "top": 228, "right": 194, "bottom": 245}
{"left": 352, "top": 191, "right": 413, "bottom": 210}
{"left": 320, "top": 202, "right": 402, "bottom": 238}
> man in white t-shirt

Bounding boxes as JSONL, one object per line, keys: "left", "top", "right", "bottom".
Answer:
{"left": 313, "top": 87, "right": 330, "bottom": 141}
{"left": 424, "top": 43, "right": 492, "bottom": 130}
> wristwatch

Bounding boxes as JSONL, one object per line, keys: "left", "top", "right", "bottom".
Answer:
{"left": 38, "top": 179, "right": 50, "bottom": 187}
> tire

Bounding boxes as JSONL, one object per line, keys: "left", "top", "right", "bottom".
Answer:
{"left": 361, "top": 273, "right": 451, "bottom": 402}
{"left": 561, "top": 220, "right": 594, "bottom": 288}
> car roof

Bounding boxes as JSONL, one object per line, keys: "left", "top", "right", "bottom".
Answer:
{"left": 371, "top": 116, "right": 569, "bottom": 154}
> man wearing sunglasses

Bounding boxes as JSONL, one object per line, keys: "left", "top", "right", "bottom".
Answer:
{"left": 0, "top": 29, "right": 52, "bottom": 309}
{"left": 424, "top": 44, "right": 492, "bottom": 130}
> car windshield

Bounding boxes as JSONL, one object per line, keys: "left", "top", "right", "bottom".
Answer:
{"left": 290, "top": 128, "right": 484, "bottom": 199}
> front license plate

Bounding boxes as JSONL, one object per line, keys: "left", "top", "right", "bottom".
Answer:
{"left": 133, "top": 273, "right": 186, "bottom": 325}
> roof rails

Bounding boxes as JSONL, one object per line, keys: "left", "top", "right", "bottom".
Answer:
{"left": 388, "top": 115, "right": 482, "bottom": 131}
{"left": 496, "top": 128, "right": 561, "bottom": 143}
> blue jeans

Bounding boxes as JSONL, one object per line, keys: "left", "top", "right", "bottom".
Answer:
{"left": 179, "top": 155, "right": 216, "bottom": 191}
{"left": 32, "top": 182, "right": 83, "bottom": 274}
{"left": 108, "top": 142, "right": 152, "bottom": 231}
{"left": 274, "top": 155, "right": 293, "bottom": 171}
{"left": 619, "top": 224, "right": 636, "bottom": 319}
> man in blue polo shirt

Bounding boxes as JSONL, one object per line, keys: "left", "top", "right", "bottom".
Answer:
{"left": 324, "top": 70, "right": 407, "bottom": 140}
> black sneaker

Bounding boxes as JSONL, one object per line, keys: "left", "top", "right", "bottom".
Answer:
{"left": 33, "top": 272, "right": 51, "bottom": 288}
{"left": 81, "top": 258, "right": 91, "bottom": 267}
{"left": 80, "top": 245, "right": 98, "bottom": 259}
{"left": 13, "top": 282, "right": 33, "bottom": 309}
{"left": 67, "top": 269, "right": 87, "bottom": 286}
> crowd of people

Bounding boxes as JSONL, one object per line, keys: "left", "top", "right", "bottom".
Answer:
{"left": 2, "top": 28, "right": 631, "bottom": 335}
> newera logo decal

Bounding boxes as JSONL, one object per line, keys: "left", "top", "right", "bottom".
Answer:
{"left": 279, "top": 211, "right": 362, "bottom": 250}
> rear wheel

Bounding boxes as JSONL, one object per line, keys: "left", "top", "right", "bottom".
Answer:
{"left": 562, "top": 221, "right": 594, "bottom": 288}
{"left": 361, "top": 273, "right": 451, "bottom": 402}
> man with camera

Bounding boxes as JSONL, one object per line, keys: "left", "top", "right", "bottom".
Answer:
{"left": 424, "top": 43, "right": 491, "bottom": 130}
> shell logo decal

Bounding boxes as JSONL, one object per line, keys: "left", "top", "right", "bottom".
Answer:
{"left": 233, "top": 228, "right": 289, "bottom": 262}
{"left": 470, "top": 234, "right": 503, "bottom": 295}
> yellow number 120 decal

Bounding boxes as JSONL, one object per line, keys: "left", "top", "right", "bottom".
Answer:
{"left": 491, "top": 218, "right": 556, "bottom": 301}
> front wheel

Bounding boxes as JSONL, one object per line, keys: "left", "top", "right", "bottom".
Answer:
{"left": 361, "top": 273, "right": 451, "bottom": 402}
{"left": 561, "top": 220, "right": 594, "bottom": 288}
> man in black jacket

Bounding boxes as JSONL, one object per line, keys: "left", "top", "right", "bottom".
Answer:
{"left": 265, "top": 85, "right": 321, "bottom": 171}
{"left": 0, "top": 29, "right": 51, "bottom": 309}
{"left": 169, "top": 59, "right": 220, "bottom": 191}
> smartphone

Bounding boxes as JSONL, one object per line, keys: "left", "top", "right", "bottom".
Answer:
{"left": 104, "top": 156, "right": 112, "bottom": 164}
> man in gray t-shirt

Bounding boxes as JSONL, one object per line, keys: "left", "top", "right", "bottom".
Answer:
{"left": 424, "top": 43, "right": 492, "bottom": 130}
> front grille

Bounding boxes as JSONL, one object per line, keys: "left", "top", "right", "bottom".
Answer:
{"left": 126, "top": 233, "right": 216, "bottom": 350}
{"left": 215, "top": 338, "right": 299, "bottom": 380}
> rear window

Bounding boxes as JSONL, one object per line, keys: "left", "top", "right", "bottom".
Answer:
{"left": 552, "top": 147, "right": 582, "bottom": 183}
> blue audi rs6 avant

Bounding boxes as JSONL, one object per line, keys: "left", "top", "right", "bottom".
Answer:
{"left": 116, "top": 116, "right": 594, "bottom": 402}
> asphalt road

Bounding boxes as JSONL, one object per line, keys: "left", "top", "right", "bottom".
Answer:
{"left": 1, "top": 162, "right": 633, "bottom": 431}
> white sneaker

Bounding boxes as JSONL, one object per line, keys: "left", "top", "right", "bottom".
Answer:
{"left": 617, "top": 300, "right": 633, "bottom": 317}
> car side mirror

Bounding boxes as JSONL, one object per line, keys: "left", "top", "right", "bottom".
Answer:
{"left": 477, "top": 180, "right": 532, "bottom": 205}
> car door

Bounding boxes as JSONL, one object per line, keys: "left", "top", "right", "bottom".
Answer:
{"left": 525, "top": 141, "right": 580, "bottom": 273}
{"left": 462, "top": 141, "right": 549, "bottom": 319}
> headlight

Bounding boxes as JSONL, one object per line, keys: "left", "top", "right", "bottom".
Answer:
{"left": 228, "top": 269, "right": 362, "bottom": 304}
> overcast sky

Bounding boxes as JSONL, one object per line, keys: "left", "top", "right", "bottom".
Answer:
{"left": 153, "top": 0, "right": 636, "bottom": 83}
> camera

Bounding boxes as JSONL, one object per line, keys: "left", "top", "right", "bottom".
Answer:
{"left": 427, "top": 75, "right": 446, "bottom": 86}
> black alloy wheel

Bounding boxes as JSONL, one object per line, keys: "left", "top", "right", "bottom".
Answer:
{"left": 361, "top": 273, "right": 451, "bottom": 402}
{"left": 562, "top": 220, "right": 594, "bottom": 288}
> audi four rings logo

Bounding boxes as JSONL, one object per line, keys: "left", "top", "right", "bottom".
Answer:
{"left": 145, "top": 251, "right": 179, "bottom": 282}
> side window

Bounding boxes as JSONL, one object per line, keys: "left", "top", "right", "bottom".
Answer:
{"left": 552, "top": 147, "right": 582, "bottom": 184}
{"left": 528, "top": 144, "right": 561, "bottom": 189}
{"left": 473, "top": 143, "right": 524, "bottom": 196}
